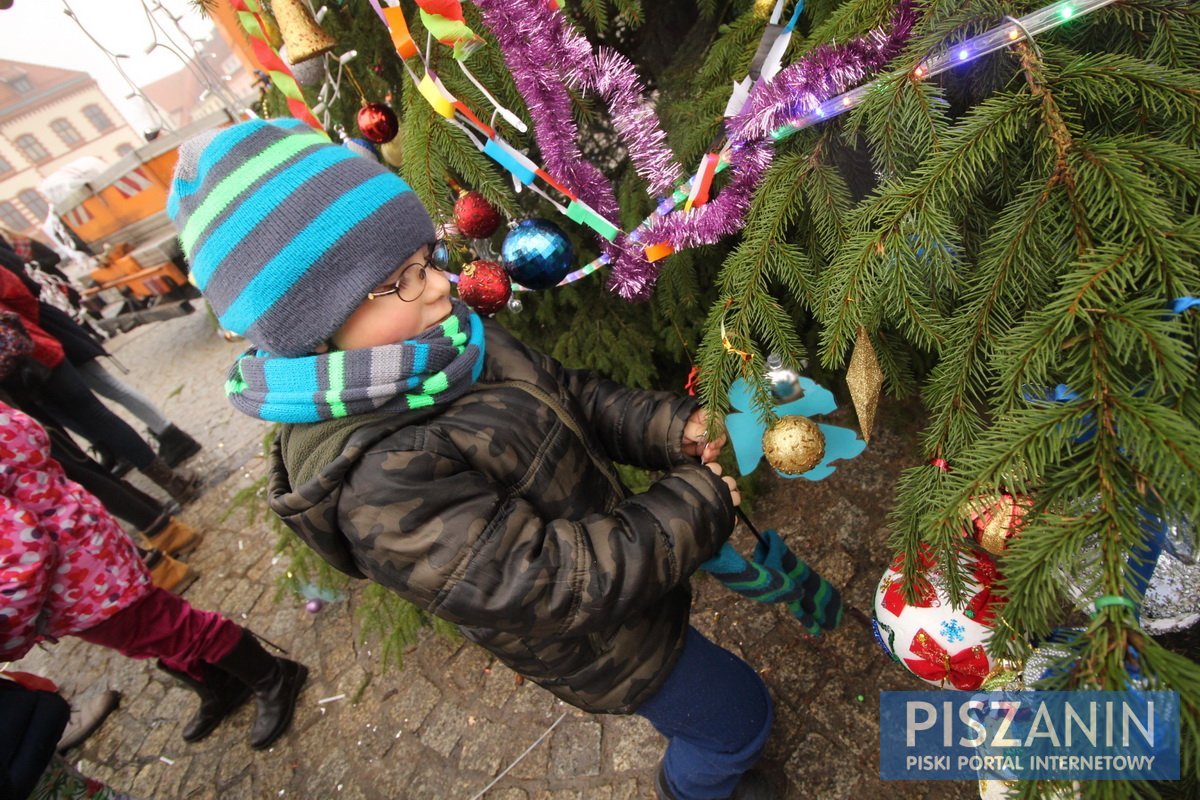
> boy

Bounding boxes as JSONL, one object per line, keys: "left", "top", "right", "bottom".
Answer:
{"left": 171, "top": 118, "right": 776, "bottom": 800}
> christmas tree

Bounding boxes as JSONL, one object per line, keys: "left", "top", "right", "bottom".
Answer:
{"left": 223, "top": 1, "right": 1199, "bottom": 793}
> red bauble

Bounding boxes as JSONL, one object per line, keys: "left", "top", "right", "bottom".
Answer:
{"left": 454, "top": 191, "right": 503, "bottom": 239}
{"left": 458, "top": 260, "right": 512, "bottom": 316}
{"left": 357, "top": 102, "right": 399, "bottom": 144}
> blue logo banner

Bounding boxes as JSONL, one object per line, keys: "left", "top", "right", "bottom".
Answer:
{"left": 880, "top": 691, "right": 1180, "bottom": 780}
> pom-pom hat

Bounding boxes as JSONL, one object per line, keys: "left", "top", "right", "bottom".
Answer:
{"left": 168, "top": 118, "right": 434, "bottom": 357}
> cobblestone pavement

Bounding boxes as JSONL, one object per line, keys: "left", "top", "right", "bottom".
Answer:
{"left": 10, "top": 308, "right": 974, "bottom": 800}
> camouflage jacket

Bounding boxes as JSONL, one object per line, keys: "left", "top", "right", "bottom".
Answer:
{"left": 268, "top": 322, "right": 735, "bottom": 713}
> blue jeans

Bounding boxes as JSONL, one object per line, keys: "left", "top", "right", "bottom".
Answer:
{"left": 637, "top": 627, "right": 774, "bottom": 799}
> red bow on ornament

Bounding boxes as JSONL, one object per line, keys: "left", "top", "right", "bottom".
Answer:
{"left": 879, "top": 577, "right": 937, "bottom": 617}
{"left": 903, "top": 628, "right": 990, "bottom": 690}
{"left": 889, "top": 545, "right": 937, "bottom": 573}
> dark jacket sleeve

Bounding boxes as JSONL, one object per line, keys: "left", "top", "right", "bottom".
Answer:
{"left": 339, "top": 444, "right": 734, "bottom": 638}
{"left": 558, "top": 363, "right": 697, "bottom": 470}
{"left": 484, "top": 324, "right": 697, "bottom": 470}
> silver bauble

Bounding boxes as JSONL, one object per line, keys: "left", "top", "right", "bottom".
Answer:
{"left": 764, "top": 353, "right": 804, "bottom": 404}
{"left": 1061, "top": 521, "right": 1200, "bottom": 634}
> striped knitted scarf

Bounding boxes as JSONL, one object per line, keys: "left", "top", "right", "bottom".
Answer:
{"left": 226, "top": 300, "right": 485, "bottom": 423}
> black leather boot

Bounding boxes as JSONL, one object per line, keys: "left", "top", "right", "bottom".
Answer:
{"left": 139, "top": 457, "right": 203, "bottom": 505}
{"left": 158, "top": 662, "right": 253, "bottom": 743}
{"left": 211, "top": 631, "right": 308, "bottom": 750}
{"left": 154, "top": 424, "right": 202, "bottom": 467}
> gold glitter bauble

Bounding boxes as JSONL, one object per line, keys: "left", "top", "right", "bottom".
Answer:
{"left": 762, "top": 415, "right": 825, "bottom": 475}
{"left": 380, "top": 137, "right": 404, "bottom": 167}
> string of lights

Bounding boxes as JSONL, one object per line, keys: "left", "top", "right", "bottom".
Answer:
{"left": 769, "top": 0, "right": 1118, "bottom": 140}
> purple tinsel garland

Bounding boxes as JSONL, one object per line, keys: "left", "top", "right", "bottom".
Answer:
{"left": 729, "top": 1, "right": 919, "bottom": 145}
{"left": 474, "top": 0, "right": 683, "bottom": 197}
{"left": 471, "top": 0, "right": 615, "bottom": 214}
{"left": 470, "top": 0, "right": 919, "bottom": 301}
{"left": 568, "top": 46, "right": 685, "bottom": 197}
{"left": 606, "top": 0, "right": 919, "bottom": 300}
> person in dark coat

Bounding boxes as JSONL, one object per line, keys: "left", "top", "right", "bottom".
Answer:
{"left": 0, "top": 267, "right": 201, "bottom": 506}
{"left": 0, "top": 672, "right": 135, "bottom": 800}
{"left": 174, "top": 119, "right": 779, "bottom": 800}
{"left": 0, "top": 242, "right": 201, "bottom": 467}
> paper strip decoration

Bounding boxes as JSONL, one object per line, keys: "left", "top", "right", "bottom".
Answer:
{"left": 231, "top": 0, "right": 323, "bottom": 130}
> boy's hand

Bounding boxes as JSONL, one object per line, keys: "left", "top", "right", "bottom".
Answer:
{"left": 682, "top": 408, "right": 727, "bottom": 464}
{"left": 703, "top": 462, "right": 741, "bottom": 507}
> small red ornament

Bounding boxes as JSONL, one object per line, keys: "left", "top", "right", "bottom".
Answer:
{"left": 458, "top": 260, "right": 512, "bottom": 316}
{"left": 357, "top": 102, "right": 399, "bottom": 144}
{"left": 454, "top": 191, "right": 503, "bottom": 239}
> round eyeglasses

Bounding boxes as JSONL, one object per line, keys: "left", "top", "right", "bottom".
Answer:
{"left": 366, "top": 242, "right": 450, "bottom": 303}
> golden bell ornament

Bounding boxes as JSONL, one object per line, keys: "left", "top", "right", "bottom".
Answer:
{"left": 761, "top": 415, "right": 825, "bottom": 475}
{"left": 272, "top": 0, "right": 336, "bottom": 64}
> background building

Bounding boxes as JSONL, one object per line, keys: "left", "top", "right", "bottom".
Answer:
{"left": 0, "top": 59, "right": 141, "bottom": 237}
{"left": 0, "top": 13, "right": 259, "bottom": 243}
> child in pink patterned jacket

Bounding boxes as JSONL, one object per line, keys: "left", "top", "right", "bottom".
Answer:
{"left": 0, "top": 399, "right": 306, "bottom": 751}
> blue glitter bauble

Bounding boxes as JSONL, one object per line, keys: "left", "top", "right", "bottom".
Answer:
{"left": 501, "top": 219, "right": 574, "bottom": 291}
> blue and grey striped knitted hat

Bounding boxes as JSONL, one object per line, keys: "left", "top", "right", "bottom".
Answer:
{"left": 168, "top": 118, "right": 434, "bottom": 357}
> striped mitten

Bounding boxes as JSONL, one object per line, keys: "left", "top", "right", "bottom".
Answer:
{"left": 700, "top": 543, "right": 797, "bottom": 605}
{"left": 752, "top": 529, "right": 844, "bottom": 635}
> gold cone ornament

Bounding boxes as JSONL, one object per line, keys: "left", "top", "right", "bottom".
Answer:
{"left": 846, "top": 326, "right": 884, "bottom": 443}
{"left": 762, "top": 415, "right": 825, "bottom": 475}
{"left": 272, "top": 0, "right": 336, "bottom": 64}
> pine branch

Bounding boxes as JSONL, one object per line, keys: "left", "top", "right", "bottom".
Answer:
{"left": 613, "top": 0, "right": 645, "bottom": 28}
{"left": 850, "top": 73, "right": 951, "bottom": 178}
{"left": 817, "top": 90, "right": 1037, "bottom": 369}
{"left": 579, "top": 0, "right": 609, "bottom": 30}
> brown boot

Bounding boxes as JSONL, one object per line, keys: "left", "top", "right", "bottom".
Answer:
{"left": 140, "top": 457, "right": 203, "bottom": 505}
{"left": 143, "top": 517, "right": 203, "bottom": 558}
{"left": 144, "top": 549, "right": 199, "bottom": 595}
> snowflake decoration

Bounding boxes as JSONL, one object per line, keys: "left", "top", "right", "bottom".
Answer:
{"left": 939, "top": 618, "right": 966, "bottom": 644}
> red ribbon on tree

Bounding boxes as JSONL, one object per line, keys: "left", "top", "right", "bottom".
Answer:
{"left": 903, "top": 629, "right": 991, "bottom": 690}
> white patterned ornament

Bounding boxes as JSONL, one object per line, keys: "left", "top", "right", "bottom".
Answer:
{"left": 873, "top": 547, "right": 1002, "bottom": 690}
